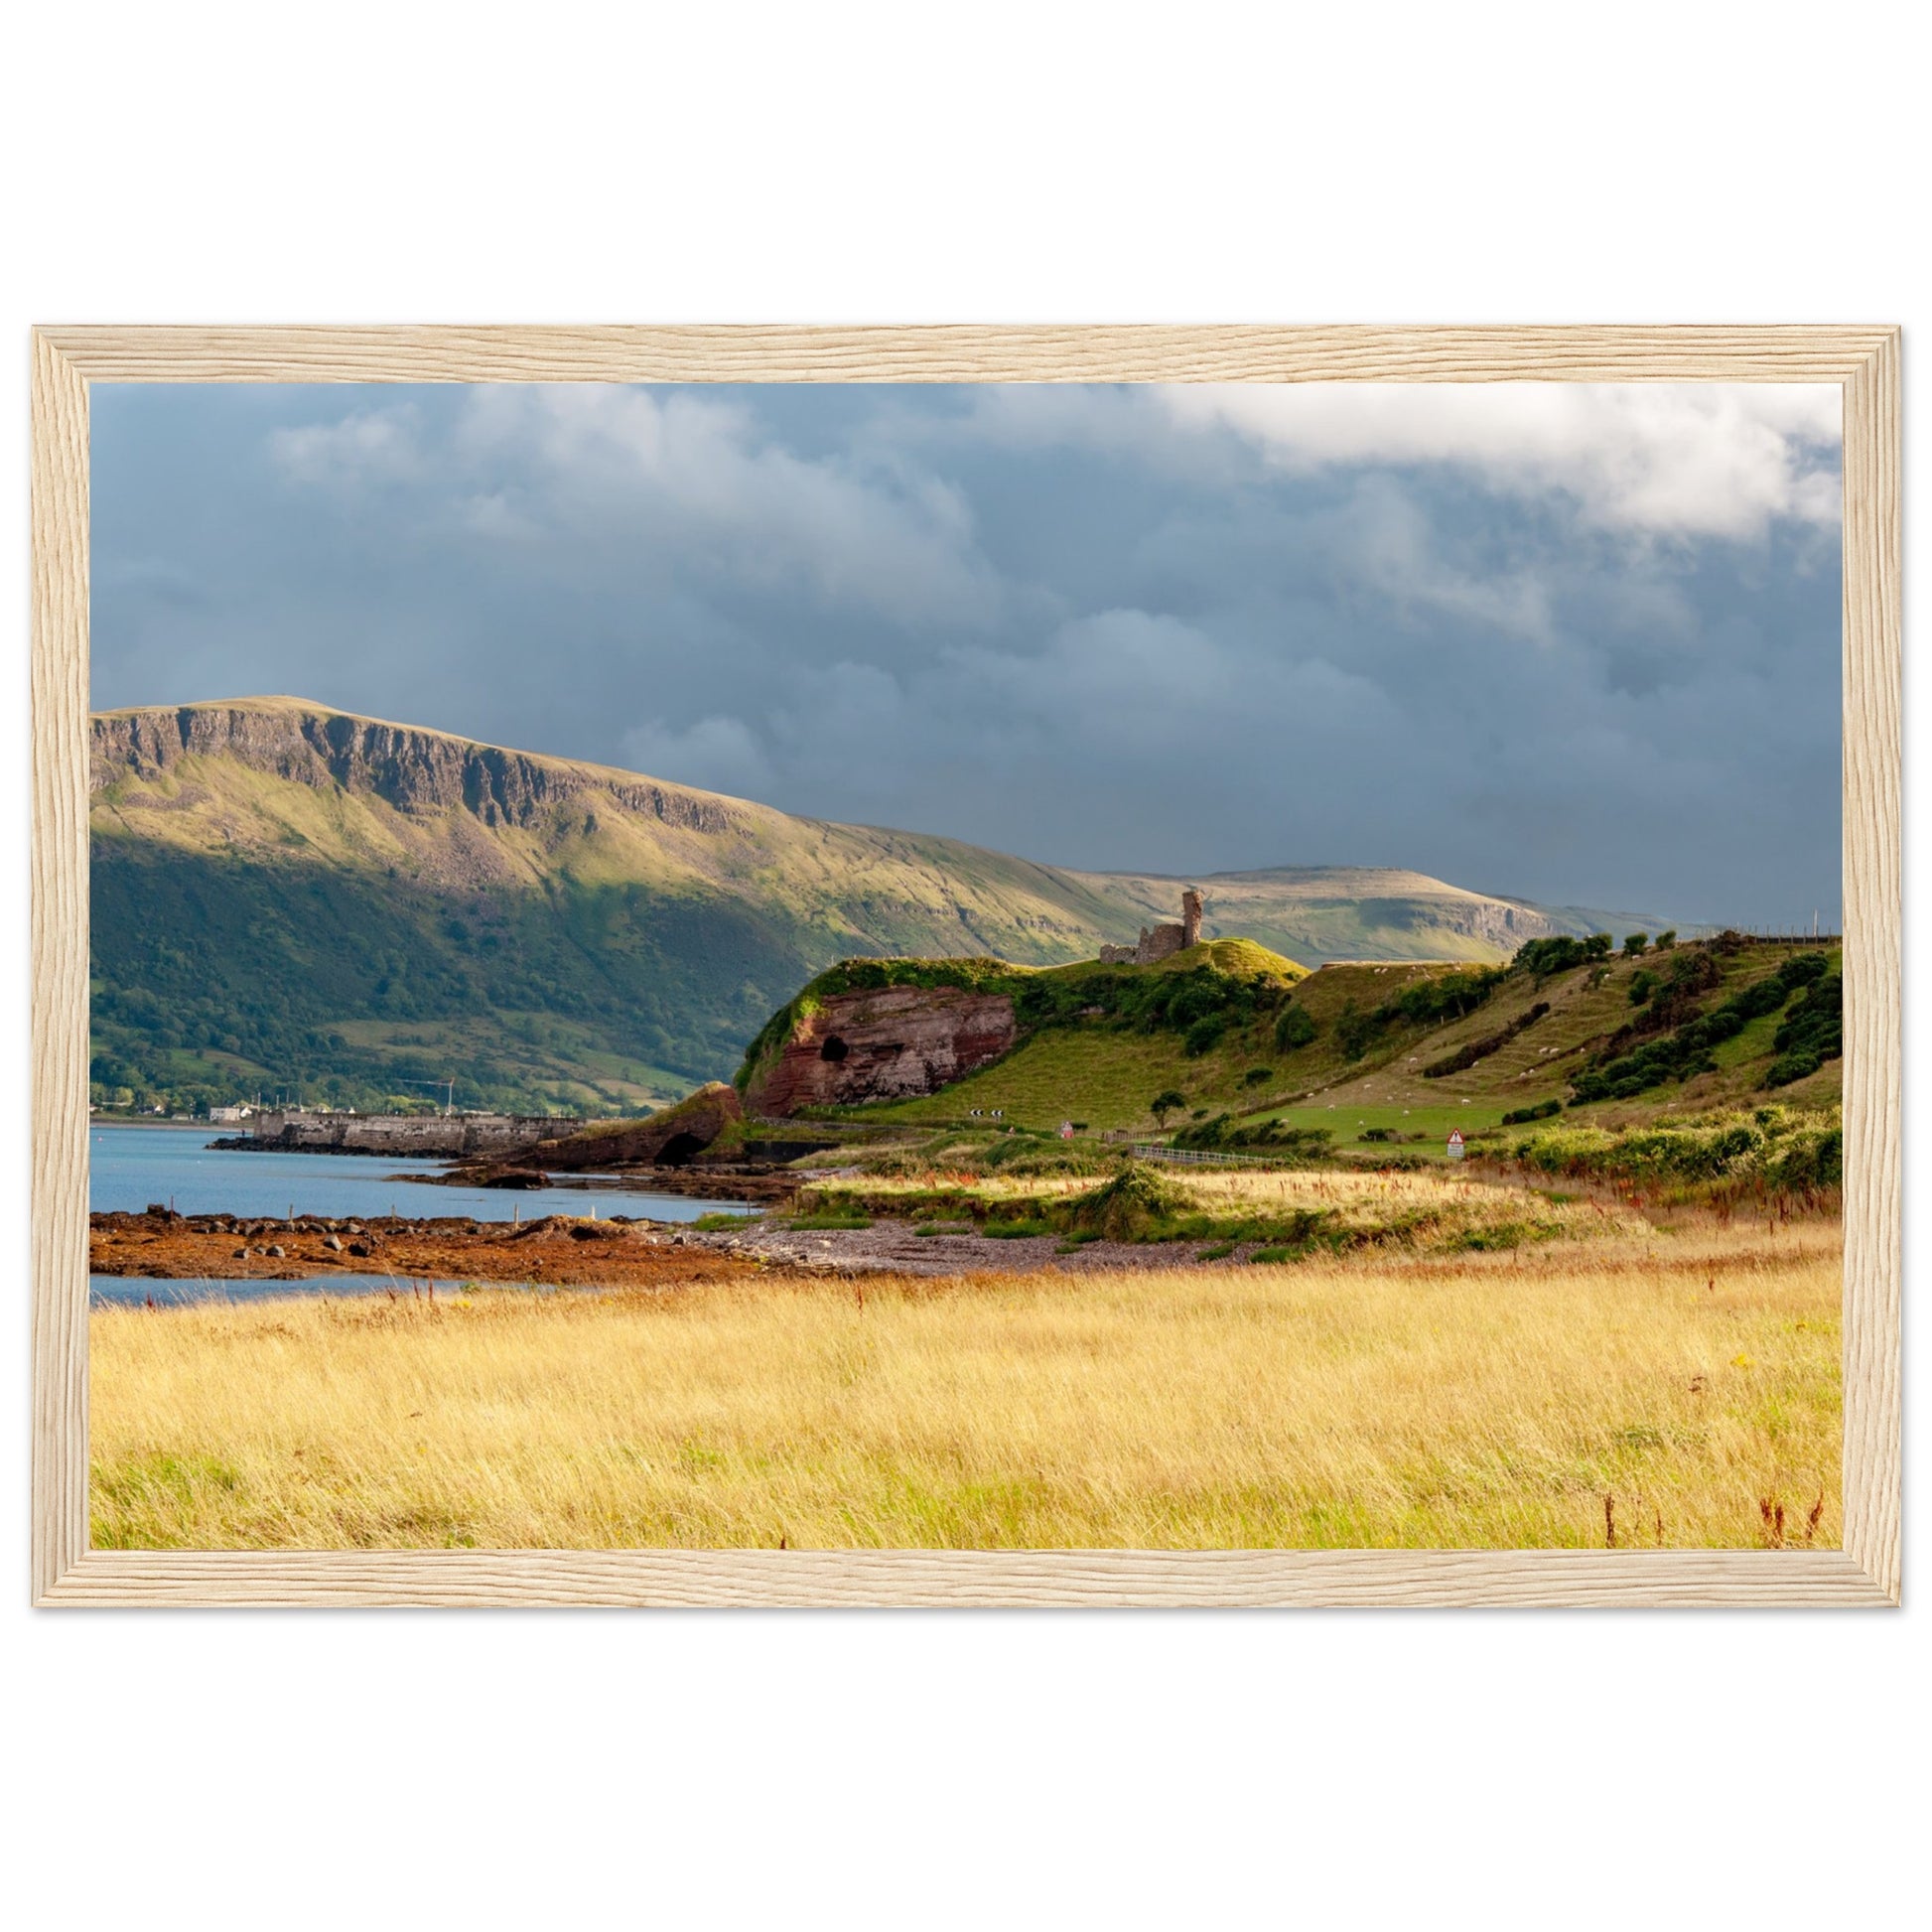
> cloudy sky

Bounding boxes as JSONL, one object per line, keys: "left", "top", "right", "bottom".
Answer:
{"left": 91, "top": 380, "right": 1843, "bottom": 925}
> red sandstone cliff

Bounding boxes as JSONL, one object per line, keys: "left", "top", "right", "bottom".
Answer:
{"left": 742, "top": 986, "right": 1017, "bottom": 1115}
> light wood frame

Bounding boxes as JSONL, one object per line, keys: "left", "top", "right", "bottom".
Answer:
{"left": 31, "top": 325, "right": 1901, "bottom": 1607}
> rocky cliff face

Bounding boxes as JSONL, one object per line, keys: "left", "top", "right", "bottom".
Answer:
{"left": 743, "top": 986, "right": 1018, "bottom": 1115}
{"left": 91, "top": 700, "right": 739, "bottom": 836}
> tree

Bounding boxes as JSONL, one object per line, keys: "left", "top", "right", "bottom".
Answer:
{"left": 1623, "top": 932, "right": 1648, "bottom": 956}
{"left": 1653, "top": 929, "right": 1677, "bottom": 950}
{"left": 1150, "top": 1089, "right": 1185, "bottom": 1126}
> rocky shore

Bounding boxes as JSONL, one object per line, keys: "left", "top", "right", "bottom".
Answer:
{"left": 89, "top": 1206, "right": 760, "bottom": 1290}
{"left": 89, "top": 1203, "right": 1233, "bottom": 1287}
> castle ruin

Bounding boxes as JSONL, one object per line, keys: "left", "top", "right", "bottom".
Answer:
{"left": 1099, "top": 887, "right": 1205, "bottom": 966}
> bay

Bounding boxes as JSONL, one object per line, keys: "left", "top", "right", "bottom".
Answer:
{"left": 88, "top": 1122, "right": 759, "bottom": 1224}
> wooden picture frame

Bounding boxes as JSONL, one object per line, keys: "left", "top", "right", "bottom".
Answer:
{"left": 32, "top": 325, "right": 1901, "bottom": 1607}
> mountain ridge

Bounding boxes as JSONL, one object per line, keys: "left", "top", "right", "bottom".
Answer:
{"left": 88, "top": 698, "right": 1676, "bottom": 1115}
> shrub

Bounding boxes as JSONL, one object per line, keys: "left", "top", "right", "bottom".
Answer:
{"left": 1509, "top": 1107, "right": 1840, "bottom": 1193}
{"left": 1182, "top": 1016, "right": 1227, "bottom": 1056}
{"left": 1242, "top": 1065, "right": 1274, "bottom": 1086}
{"left": 1335, "top": 1001, "right": 1378, "bottom": 1061}
{"left": 1653, "top": 929, "right": 1677, "bottom": 950}
{"left": 1776, "top": 950, "right": 1832, "bottom": 991}
{"left": 1624, "top": 933, "right": 1649, "bottom": 956}
{"left": 1274, "top": 1005, "right": 1316, "bottom": 1051}
{"left": 1422, "top": 1001, "right": 1549, "bottom": 1079}
{"left": 1173, "top": 1114, "right": 1333, "bottom": 1159}
{"left": 1628, "top": 970, "right": 1659, "bottom": 1007}
{"left": 1062, "top": 1163, "right": 1194, "bottom": 1241}
{"left": 1571, "top": 961, "right": 1805, "bottom": 1104}
{"left": 1501, "top": 1099, "right": 1562, "bottom": 1126}
{"left": 1765, "top": 971, "right": 1841, "bottom": 1087}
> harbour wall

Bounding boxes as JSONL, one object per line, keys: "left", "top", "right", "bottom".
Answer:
{"left": 213, "top": 1111, "right": 572, "bottom": 1158}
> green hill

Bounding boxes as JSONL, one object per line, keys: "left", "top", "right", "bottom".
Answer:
{"left": 88, "top": 697, "right": 1681, "bottom": 1117}
{"left": 832, "top": 937, "right": 1842, "bottom": 1153}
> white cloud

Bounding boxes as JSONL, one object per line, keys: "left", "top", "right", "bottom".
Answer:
{"left": 1158, "top": 382, "right": 1841, "bottom": 538}
{"left": 270, "top": 407, "right": 423, "bottom": 486}
{"left": 455, "top": 385, "right": 1000, "bottom": 627}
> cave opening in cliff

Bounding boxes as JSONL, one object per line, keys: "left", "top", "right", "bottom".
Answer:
{"left": 819, "top": 1035, "right": 849, "bottom": 1062}
{"left": 656, "top": 1132, "right": 707, "bottom": 1167}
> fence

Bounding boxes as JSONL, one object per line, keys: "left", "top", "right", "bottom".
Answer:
{"left": 1132, "top": 1144, "right": 1303, "bottom": 1169}
{"left": 1694, "top": 927, "right": 1842, "bottom": 945}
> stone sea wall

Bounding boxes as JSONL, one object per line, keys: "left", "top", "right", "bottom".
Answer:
{"left": 221, "top": 1111, "right": 565, "bottom": 1158}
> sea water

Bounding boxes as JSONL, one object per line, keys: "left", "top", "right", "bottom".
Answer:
{"left": 88, "top": 1122, "right": 759, "bottom": 1224}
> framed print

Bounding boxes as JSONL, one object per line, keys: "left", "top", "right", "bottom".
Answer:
{"left": 31, "top": 325, "right": 1900, "bottom": 1606}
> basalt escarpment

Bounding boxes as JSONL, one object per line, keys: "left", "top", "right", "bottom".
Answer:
{"left": 742, "top": 986, "right": 1018, "bottom": 1116}
{"left": 91, "top": 700, "right": 738, "bottom": 835}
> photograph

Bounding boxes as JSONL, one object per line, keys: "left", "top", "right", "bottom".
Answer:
{"left": 81, "top": 372, "right": 1850, "bottom": 1555}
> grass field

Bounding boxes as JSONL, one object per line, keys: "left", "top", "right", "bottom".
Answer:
{"left": 90, "top": 1216, "right": 1841, "bottom": 1551}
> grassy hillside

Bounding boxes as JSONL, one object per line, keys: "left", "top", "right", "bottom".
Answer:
{"left": 89, "top": 699, "right": 1150, "bottom": 1115}
{"left": 89, "top": 696, "right": 1682, "bottom": 1117}
{"left": 834, "top": 937, "right": 1842, "bottom": 1150}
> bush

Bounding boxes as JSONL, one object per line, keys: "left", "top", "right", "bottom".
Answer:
{"left": 1335, "top": 1001, "right": 1378, "bottom": 1061}
{"left": 1274, "top": 1004, "right": 1316, "bottom": 1051}
{"left": 1653, "top": 930, "right": 1677, "bottom": 950}
{"left": 1062, "top": 1163, "right": 1195, "bottom": 1241}
{"left": 1627, "top": 970, "right": 1659, "bottom": 1007}
{"left": 1776, "top": 950, "right": 1832, "bottom": 991}
{"left": 1182, "top": 1016, "right": 1227, "bottom": 1056}
{"left": 1501, "top": 1099, "right": 1562, "bottom": 1126}
{"left": 1571, "top": 961, "right": 1808, "bottom": 1104}
{"left": 1173, "top": 1115, "right": 1333, "bottom": 1159}
{"left": 1765, "top": 971, "right": 1841, "bottom": 1086}
{"left": 1242, "top": 1065, "right": 1274, "bottom": 1087}
{"left": 1624, "top": 933, "right": 1648, "bottom": 956}
{"left": 1422, "top": 1001, "right": 1548, "bottom": 1079}
{"left": 1509, "top": 1107, "right": 1840, "bottom": 1193}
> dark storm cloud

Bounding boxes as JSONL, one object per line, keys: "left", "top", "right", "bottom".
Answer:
{"left": 89, "top": 380, "right": 1843, "bottom": 926}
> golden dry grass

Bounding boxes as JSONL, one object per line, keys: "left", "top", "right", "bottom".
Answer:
{"left": 89, "top": 1218, "right": 1841, "bottom": 1552}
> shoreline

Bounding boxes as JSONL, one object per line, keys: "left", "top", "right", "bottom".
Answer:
{"left": 89, "top": 1203, "right": 1341, "bottom": 1288}
{"left": 90, "top": 1207, "right": 761, "bottom": 1291}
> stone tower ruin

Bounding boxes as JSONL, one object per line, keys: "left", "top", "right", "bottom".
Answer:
{"left": 1099, "top": 887, "right": 1208, "bottom": 966}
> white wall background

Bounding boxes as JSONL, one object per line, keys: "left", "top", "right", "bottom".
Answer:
{"left": 3, "top": 6, "right": 1923, "bottom": 1925}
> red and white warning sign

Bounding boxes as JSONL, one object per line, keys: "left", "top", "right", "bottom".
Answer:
{"left": 1447, "top": 1130, "right": 1466, "bottom": 1159}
